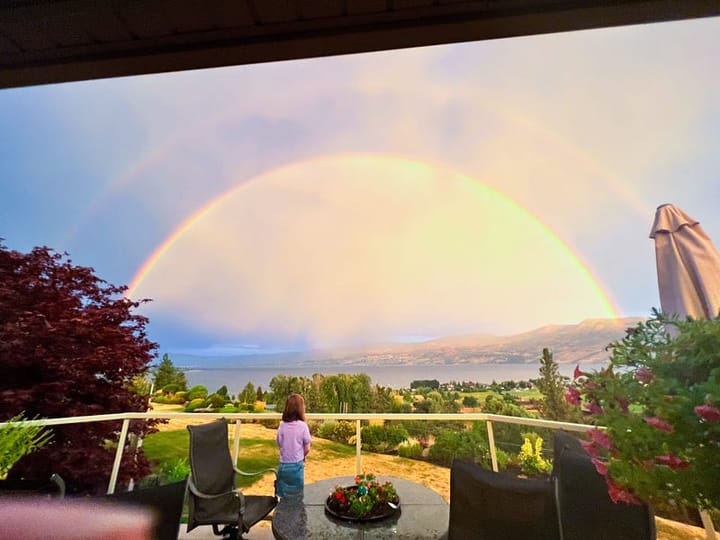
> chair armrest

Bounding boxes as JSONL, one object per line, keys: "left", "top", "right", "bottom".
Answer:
{"left": 233, "top": 466, "right": 277, "bottom": 478}
{"left": 187, "top": 476, "right": 244, "bottom": 501}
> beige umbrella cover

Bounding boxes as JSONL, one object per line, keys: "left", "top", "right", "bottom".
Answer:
{"left": 649, "top": 203, "right": 720, "bottom": 320}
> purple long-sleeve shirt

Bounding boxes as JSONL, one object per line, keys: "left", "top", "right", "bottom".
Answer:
{"left": 276, "top": 420, "right": 311, "bottom": 463}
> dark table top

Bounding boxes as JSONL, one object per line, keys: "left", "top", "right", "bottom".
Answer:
{"left": 272, "top": 476, "right": 449, "bottom": 540}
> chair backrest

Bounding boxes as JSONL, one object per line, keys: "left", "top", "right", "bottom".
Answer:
{"left": 105, "top": 480, "right": 187, "bottom": 540}
{"left": 187, "top": 420, "right": 235, "bottom": 495}
{"left": 449, "top": 459, "right": 559, "bottom": 540}
{"left": 553, "top": 431, "right": 656, "bottom": 540}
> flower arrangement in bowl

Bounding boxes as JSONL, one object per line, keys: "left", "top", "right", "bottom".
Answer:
{"left": 325, "top": 473, "right": 400, "bottom": 521}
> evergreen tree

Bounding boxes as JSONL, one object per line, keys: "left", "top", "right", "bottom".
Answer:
{"left": 152, "top": 353, "right": 187, "bottom": 392}
{"left": 537, "top": 348, "right": 573, "bottom": 421}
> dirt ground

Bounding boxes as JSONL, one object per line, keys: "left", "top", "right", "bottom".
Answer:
{"left": 157, "top": 408, "right": 709, "bottom": 540}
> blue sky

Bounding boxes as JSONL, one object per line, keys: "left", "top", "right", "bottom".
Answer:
{"left": 2, "top": 17, "right": 719, "bottom": 356}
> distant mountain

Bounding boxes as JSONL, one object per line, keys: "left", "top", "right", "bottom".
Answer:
{"left": 167, "top": 317, "right": 644, "bottom": 368}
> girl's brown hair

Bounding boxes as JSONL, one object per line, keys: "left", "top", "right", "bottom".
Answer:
{"left": 282, "top": 393, "right": 306, "bottom": 422}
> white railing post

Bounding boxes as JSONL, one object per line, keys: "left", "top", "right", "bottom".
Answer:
{"left": 700, "top": 510, "right": 717, "bottom": 540}
{"left": 233, "top": 420, "right": 241, "bottom": 465}
{"left": 107, "top": 418, "right": 130, "bottom": 494}
{"left": 486, "top": 420, "right": 498, "bottom": 472}
{"left": 355, "top": 419, "right": 362, "bottom": 475}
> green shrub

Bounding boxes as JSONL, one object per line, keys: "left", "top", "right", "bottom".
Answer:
{"left": 428, "top": 428, "right": 490, "bottom": 467}
{"left": 152, "top": 395, "right": 167, "bottom": 404}
{"left": 207, "top": 393, "right": 226, "bottom": 409}
{"left": 317, "top": 420, "right": 356, "bottom": 444}
{"left": 397, "top": 441, "right": 424, "bottom": 459}
{"left": 187, "top": 385, "right": 208, "bottom": 401}
{"left": 162, "top": 383, "right": 179, "bottom": 394}
{"left": 219, "top": 405, "right": 239, "bottom": 413}
{"left": 175, "top": 391, "right": 188, "bottom": 400}
{"left": 184, "top": 398, "right": 207, "bottom": 412}
{"left": 361, "top": 424, "right": 409, "bottom": 453}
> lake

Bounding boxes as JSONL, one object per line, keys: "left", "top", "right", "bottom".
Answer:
{"left": 183, "top": 362, "right": 607, "bottom": 393}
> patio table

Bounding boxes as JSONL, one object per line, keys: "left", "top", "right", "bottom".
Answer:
{"left": 271, "top": 475, "right": 449, "bottom": 539}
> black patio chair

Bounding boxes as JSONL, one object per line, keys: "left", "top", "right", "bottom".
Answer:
{"left": 187, "top": 420, "right": 277, "bottom": 540}
{"left": 449, "top": 459, "right": 559, "bottom": 540}
{"left": 104, "top": 479, "right": 187, "bottom": 540}
{"left": 552, "top": 430, "right": 656, "bottom": 540}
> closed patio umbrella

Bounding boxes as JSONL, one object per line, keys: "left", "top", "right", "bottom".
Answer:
{"left": 649, "top": 203, "right": 720, "bottom": 539}
{"left": 649, "top": 203, "right": 720, "bottom": 320}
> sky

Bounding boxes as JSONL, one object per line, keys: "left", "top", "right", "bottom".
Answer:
{"left": 1, "top": 17, "right": 719, "bottom": 357}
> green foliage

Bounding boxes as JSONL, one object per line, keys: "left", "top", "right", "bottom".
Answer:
{"left": 183, "top": 398, "right": 207, "bottom": 412}
{"left": 219, "top": 405, "right": 239, "bottom": 413}
{"left": 0, "top": 413, "right": 53, "bottom": 479}
{"left": 518, "top": 435, "right": 552, "bottom": 475}
{"left": 238, "top": 382, "right": 255, "bottom": 404}
{"left": 159, "top": 458, "right": 190, "bottom": 483}
{"left": 360, "top": 424, "right": 409, "bottom": 453}
{"left": 462, "top": 395, "right": 479, "bottom": 408}
{"left": 428, "top": 428, "right": 490, "bottom": 467}
{"left": 410, "top": 379, "right": 440, "bottom": 390}
{"left": 206, "top": 393, "right": 227, "bottom": 409}
{"left": 569, "top": 312, "right": 720, "bottom": 511}
{"left": 317, "top": 420, "right": 356, "bottom": 444}
{"left": 187, "top": 385, "right": 208, "bottom": 401}
{"left": 397, "top": 441, "right": 424, "bottom": 459}
{"left": 537, "top": 348, "right": 577, "bottom": 422}
{"left": 152, "top": 354, "right": 187, "bottom": 392}
{"left": 162, "top": 383, "right": 179, "bottom": 394}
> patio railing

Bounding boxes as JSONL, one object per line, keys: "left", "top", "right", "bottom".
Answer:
{"left": 0, "top": 411, "right": 595, "bottom": 494}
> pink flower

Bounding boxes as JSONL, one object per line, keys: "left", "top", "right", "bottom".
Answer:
{"left": 586, "top": 401, "right": 604, "bottom": 416}
{"left": 635, "top": 367, "right": 653, "bottom": 384}
{"left": 615, "top": 397, "right": 629, "bottom": 413}
{"left": 644, "top": 416, "right": 674, "bottom": 433}
{"left": 591, "top": 458, "right": 609, "bottom": 477}
{"left": 565, "top": 386, "right": 581, "bottom": 405}
{"left": 588, "top": 429, "right": 613, "bottom": 450}
{"left": 580, "top": 439, "right": 599, "bottom": 458}
{"left": 606, "top": 479, "right": 641, "bottom": 505}
{"left": 573, "top": 365, "right": 586, "bottom": 380}
{"left": 694, "top": 404, "right": 720, "bottom": 423}
{"left": 655, "top": 455, "right": 690, "bottom": 470}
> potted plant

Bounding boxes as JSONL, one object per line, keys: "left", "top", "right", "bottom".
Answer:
{"left": 325, "top": 473, "right": 399, "bottom": 521}
{"left": 566, "top": 311, "right": 719, "bottom": 518}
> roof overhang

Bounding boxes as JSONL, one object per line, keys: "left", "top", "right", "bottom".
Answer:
{"left": 1, "top": 0, "right": 719, "bottom": 89}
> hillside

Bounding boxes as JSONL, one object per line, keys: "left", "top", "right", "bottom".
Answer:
{"left": 171, "top": 317, "right": 645, "bottom": 368}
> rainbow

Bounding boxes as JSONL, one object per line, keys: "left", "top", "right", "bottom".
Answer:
{"left": 126, "top": 154, "right": 621, "bottom": 323}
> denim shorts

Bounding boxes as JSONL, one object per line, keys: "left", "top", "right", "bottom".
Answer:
{"left": 276, "top": 461, "right": 304, "bottom": 498}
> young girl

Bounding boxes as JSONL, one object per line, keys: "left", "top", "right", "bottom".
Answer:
{"left": 276, "top": 393, "right": 311, "bottom": 497}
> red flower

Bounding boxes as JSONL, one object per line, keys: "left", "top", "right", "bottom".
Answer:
{"left": 591, "top": 458, "right": 608, "bottom": 477}
{"left": 644, "top": 416, "right": 674, "bottom": 433}
{"left": 694, "top": 404, "right": 720, "bottom": 423}
{"left": 635, "top": 367, "right": 653, "bottom": 384}
{"left": 655, "top": 455, "right": 690, "bottom": 470}
{"left": 573, "top": 365, "right": 586, "bottom": 380}
{"left": 588, "top": 429, "right": 613, "bottom": 450}
{"left": 565, "top": 386, "right": 581, "bottom": 405}
{"left": 606, "top": 479, "right": 641, "bottom": 505}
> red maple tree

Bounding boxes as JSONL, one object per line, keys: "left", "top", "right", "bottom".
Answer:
{"left": 0, "top": 242, "right": 157, "bottom": 494}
